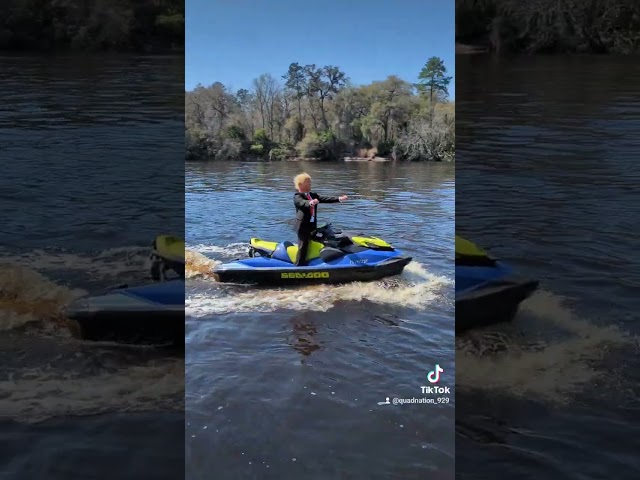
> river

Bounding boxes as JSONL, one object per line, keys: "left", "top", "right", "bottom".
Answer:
{"left": 455, "top": 55, "right": 640, "bottom": 479}
{"left": 0, "top": 55, "right": 185, "bottom": 479}
{"left": 8, "top": 52, "right": 630, "bottom": 479}
{"left": 185, "top": 160, "right": 455, "bottom": 478}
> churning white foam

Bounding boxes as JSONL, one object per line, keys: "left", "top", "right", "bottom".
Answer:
{"left": 185, "top": 246, "right": 451, "bottom": 317}
{"left": 0, "top": 263, "right": 84, "bottom": 331}
{"left": 456, "top": 289, "right": 635, "bottom": 403}
{"left": 0, "top": 252, "right": 183, "bottom": 424}
{"left": 0, "top": 358, "right": 183, "bottom": 423}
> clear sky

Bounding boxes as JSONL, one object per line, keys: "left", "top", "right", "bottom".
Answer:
{"left": 186, "top": 0, "right": 455, "bottom": 99}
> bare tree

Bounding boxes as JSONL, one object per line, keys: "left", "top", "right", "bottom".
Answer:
{"left": 252, "top": 74, "right": 269, "bottom": 130}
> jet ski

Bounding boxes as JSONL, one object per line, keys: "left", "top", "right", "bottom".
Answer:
{"left": 213, "top": 223, "right": 412, "bottom": 285}
{"left": 149, "top": 234, "right": 185, "bottom": 281}
{"left": 456, "top": 236, "right": 538, "bottom": 333}
{"left": 65, "top": 280, "right": 184, "bottom": 348}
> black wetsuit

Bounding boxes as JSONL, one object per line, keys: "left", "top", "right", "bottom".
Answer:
{"left": 292, "top": 191, "right": 340, "bottom": 266}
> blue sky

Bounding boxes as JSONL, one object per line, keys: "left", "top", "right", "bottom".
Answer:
{"left": 186, "top": 0, "right": 455, "bottom": 99}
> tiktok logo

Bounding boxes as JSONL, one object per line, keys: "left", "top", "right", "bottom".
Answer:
{"left": 427, "top": 364, "right": 444, "bottom": 384}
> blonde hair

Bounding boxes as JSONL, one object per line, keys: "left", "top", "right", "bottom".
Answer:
{"left": 293, "top": 172, "right": 311, "bottom": 188}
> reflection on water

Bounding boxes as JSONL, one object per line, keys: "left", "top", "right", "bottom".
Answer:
{"left": 186, "top": 161, "right": 455, "bottom": 478}
{"left": 456, "top": 55, "right": 640, "bottom": 479}
{"left": 289, "top": 313, "right": 322, "bottom": 358}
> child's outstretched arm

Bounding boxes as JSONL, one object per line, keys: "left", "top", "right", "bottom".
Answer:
{"left": 317, "top": 194, "right": 348, "bottom": 203}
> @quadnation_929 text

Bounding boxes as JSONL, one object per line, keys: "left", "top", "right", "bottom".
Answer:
{"left": 393, "top": 397, "right": 450, "bottom": 405}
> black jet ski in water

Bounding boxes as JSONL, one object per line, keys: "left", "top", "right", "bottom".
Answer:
{"left": 65, "top": 280, "right": 184, "bottom": 347}
{"left": 65, "top": 235, "right": 185, "bottom": 348}
{"left": 213, "top": 223, "right": 412, "bottom": 285}
{"left": 455, "top": 236, "right": 538, "bottom": 333}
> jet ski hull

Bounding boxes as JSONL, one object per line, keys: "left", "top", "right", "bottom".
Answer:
{"left": 455, "top": 275, "right": 539, "bottom": 333}
{"left": 455, "top": 236, "right": 539, "bottom": 332}
{"left": 66, "top": 281, "right": 184, "bottom": 348}
{"left": 214, "top": 255, "right": 412, "bottom": 285}
{"left": 214, "top": 225, "right": 412, "bottom": 285}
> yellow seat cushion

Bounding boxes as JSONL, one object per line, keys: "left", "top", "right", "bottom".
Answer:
{"left": 250, "top": 238, "right": 279, "bottom": 253}
{"left": 286, "top": 240, "right": 324, "bottom": 263}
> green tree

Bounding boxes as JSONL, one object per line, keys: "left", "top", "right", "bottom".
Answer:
{"left": 304, "top": 64, "right": 347, "bottom": 131}
{"left": 184, "top": 59, "right": 455, "bottom": 162}
{"left": 417, "top": 57, "right": 452, "bottom": 105}
{"left": 364, "top": 75, "right": 415, "bottom": 144}
{"left": 0, "top": 0, "right": 184, "bottom": 51}
{"left": 333, "top": 85, "right": 369, "bottom": 144}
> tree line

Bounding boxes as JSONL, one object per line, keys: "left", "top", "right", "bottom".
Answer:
{"left": 0, "top": 0, "right": 184, "bottom": 52}
{"left": 185, "top": 57, "right": 454, "bottom": 162}
{"left": 457, "top": 0, "right": 640, "bottom": 53}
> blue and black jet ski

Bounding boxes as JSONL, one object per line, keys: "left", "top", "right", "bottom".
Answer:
{"left": 66, "top": 278, "right": 185, "bottom": 347}
{"left": 456, "top": 236, "right": 538, "bottom": 333}
{"left": 213, "top": 223, "right": 412, "bottom": 285}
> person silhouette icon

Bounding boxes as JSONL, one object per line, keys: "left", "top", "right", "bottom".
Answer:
{"left": 378, "top": 397, "right": 391, "bottom": 405}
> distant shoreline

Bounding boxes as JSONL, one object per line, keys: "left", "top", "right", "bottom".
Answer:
{"left": 186, "top": 60, "right": 455, "bottom": 163}
{"left": 0, "top": 0, "right": 184, "bottom": 54}
{"left": 455, "top": 43, "right": 488, "bottom": 55}
{"left": 0, "top": 46, "right": 184, "bottom": 55}
{"left": 185, "top": 156, "right": 455, "bottom": 163}
{"left": 286, "top": 156, "right": 393, "bottom": 162}
{"left": 456, "top": 0, "right": 640, "bottom": 54}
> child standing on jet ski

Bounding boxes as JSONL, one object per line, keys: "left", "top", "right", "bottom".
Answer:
{"left": 293, "top": 173, "right": 348, "bottom": 266}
